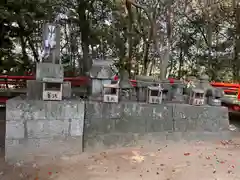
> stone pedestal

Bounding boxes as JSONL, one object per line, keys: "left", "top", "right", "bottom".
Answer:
{"left": 36, "top": 63, "right": 63, "bottom": 81}
{"left": 5, "top": 96, "right": 84, "bottom": 163}
{"left": 84, "top": 102, "right": 230, "bottom": 150}
{"left": 5, "top": 62, "right": 81, "bottom": 163}
{"left": 28, "top": 63, "right": 67, "bottom": 101}
{"left": 171, "top": 81, "right": 184, "bottom": 102}
{"left": 27, "top": 80, "right": 71, "bottom": 100}
{"left": 161, "top": 79, "right": 172, "bottom": 101}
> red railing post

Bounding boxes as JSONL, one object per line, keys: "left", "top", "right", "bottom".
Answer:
{"left": 238, "top": 87, "right": 240, "bottom": 101}
{"left": 3, "top": 75, "right": 8, "bottom": 89}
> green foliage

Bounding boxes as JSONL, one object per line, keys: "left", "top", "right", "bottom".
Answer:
{"left": 0, "top": 0, "right": 56, "bottom": 74}
{"left": 0, "top": 0, "right": 239, "bottom": 81}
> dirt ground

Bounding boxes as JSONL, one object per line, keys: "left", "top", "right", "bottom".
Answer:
{"left": 1, "top": 139, "right": 240, "bottom": 180}
{"left": 0, "top": 111, "right": 240, "bottom": 180}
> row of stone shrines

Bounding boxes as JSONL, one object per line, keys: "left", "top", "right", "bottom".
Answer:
{"left": 5, "top": 97, "right": 230, "bottom": 163}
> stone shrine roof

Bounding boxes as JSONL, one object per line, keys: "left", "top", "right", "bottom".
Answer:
{"left": 89, "top": 60, "right": 115, "bottom": 79}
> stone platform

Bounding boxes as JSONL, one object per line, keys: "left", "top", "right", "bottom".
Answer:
{"left": 5, "top": 96, "right": 84, "bottom": 163}
{"left": 84, "top": 102, "right": 230, "bottom": 150}
{"left": 5, "top": 99, "right": 230, "bottom": 163}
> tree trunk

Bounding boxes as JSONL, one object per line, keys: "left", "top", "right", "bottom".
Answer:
{"left": 27, "top": 36, "right": 39, "bottom": 62}
{"left": 160, "top": 5, "right": 172, "bottom": 80}
{"left": 207, "top": 23, "right": 213, "bottom": 79}
{"left": 77, "top": 1, "right": 92, "bottom": 75}
{"left": 19, "top": 34, "right": 28, "bottom": 64}
{"left": 17, "top": 19, "right": 29, "bottom": 65}
{"left": 125, "top": 0, "right": 134, "bottom": 75}
{"left": 233, "top": 1, "right": 240, "bottom": 82}
{"left": 178, "top": 46, "right": 183, "bottom": 78}
{"left": 142, "top": 30, "right": 152, "bottom": 75}
{"left": 125, "top": 0, "right": 158, "bottom": 75}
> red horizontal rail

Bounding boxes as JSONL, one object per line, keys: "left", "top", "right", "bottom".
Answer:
{"left": 0, "top": 75, "right": 239, "bottom": 86}
{"left": 0, "top": 75, "right": 35, "bottom": 80}
{"left": 0, "top": 81, "right": 85, "bottom": 87}
{"left": 0, "top": 75, "right": 239, "bottom": 94}
{"left": 0, "top": 75, "right": 90, "bottom": 88}
{"left": 224, "top": 89, "right": 238, "bottom": 93}
{"left": 0, "top": 97, "right": 9, "bottom": 103}
{"left": 211, "top": 82, "right": 240, "bottom": 88}
{"left": 0, "top": 75, "right": 89, "bottom": 81}
{"left": 238, "top": 90, "right": 240, "bottom": 100}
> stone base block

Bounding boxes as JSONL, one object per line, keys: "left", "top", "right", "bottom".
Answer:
{"left": 83, "top": 101, "right": 230, "bottom": 152}
{"left": 5, "top": 97, "right": 84, "bottom": 163}
{"left": 27, "top": 80, "right": 71, "bottom": 100}
{"left": 36, "top": 63, "right": 64, "bottom": 81}
{"left": 5, "top": 99, "right": 231, "bottom": 163}
{"left": 173, "top": 104, "right": 229, "bottom": 132}
{"left": 84, "top": 131, "right": 232, "bottom": 152}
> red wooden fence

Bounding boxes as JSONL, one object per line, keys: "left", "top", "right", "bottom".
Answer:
{"left": 0, "top": 75, "right": 239, "bottom": 103}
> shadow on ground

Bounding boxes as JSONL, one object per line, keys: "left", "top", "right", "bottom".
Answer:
{"left": 229, "top": 113, "right": 240, "bottom": 131}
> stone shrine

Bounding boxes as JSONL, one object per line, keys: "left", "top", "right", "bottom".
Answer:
{"left": 197, "top": 74, "right": 224, "bottom": 106}
{"left": 188, "top": 88, "right": 205, "bottom": 106}
{"left": 28, "top": 22, "right": 71, "bottom": 100}
{"left": 89, "top": 59, "right": 116, "bottom": 98}
{"left": 118, "top": 70, "right": 134, "bottom": 101}
{"left": 135, "top": 75, "right": 157, "bottom": 101}
{"left": 103, "top": 83, "right": 120, "bottom": 103}
{"left": 5, "top": 23, "right": 84, "bottom": 163}
{"left": 170, "top": 80, "right": 185, "bottom": 103}
{"left": 147, "top": 85, "right": 163, "bottom": 104}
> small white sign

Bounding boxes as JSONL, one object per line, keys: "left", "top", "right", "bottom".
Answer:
{"left": 148, "top": 96, "right": 162, "bottom": 104}
{"left": 103, "top": 95, "right": 118, "bottom": 103}
{"left": 192, "top": 98, "right": 204, "bottom": 106}
{"left": 42, "top": 82, "right": 63, "bottom": 101}
{"left": 209, "top": 98, "right": 221, "bottom": 106}
{"left": 43, "top": 91, "right": 62, "bottom": 101}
